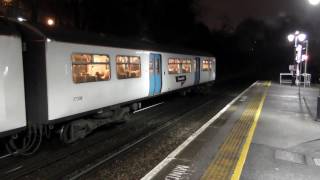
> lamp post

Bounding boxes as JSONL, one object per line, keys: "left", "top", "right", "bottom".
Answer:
{"left": 287, "top": 31, "right": 307, "bottom": 86}
{"left": 303, "top": 40, "right": 309, "bottom": 88}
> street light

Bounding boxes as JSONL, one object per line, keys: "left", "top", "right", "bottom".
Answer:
{"left": 288, "top": 34, "right": 295, "bottom": 42}
{"left": 288, "top": 32, "right": 306, "bottom": 43}
{"left": 308, "top": 0, "right": 320, "bottom": 5}
{"left": 298, "top": 34, "right": 307, "bottom": 42}
{"left": 47, "top": 18, "right": 55, "bottom": 26}
{"left": 2, "top": 0, "right": 13, "bottom": 6}
{"left": 287, "top": 31, "right": 308, "bottom": 86}
{"left": 17, "top": 17, "right": 26, "bottom": 22}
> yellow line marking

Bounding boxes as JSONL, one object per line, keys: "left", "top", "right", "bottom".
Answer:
{"left": 201, "top": 81, "right": 271, "bottom": 180}
{"left": 231, "top": 81, "right": 271, "bottom": 180}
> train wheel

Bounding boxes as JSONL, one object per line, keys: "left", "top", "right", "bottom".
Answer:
{"left": 59, "top": 124, "right": 75, "bottom": 144}
{"left": 59, "top": 120, "right": 95, "bottom": 144}
{"left": 122, "top": 112, "right": 131, "bottom": 122}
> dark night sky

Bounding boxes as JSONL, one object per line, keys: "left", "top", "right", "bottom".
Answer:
{"left": 198, "top": 0, "right": 320, "bottom": 29}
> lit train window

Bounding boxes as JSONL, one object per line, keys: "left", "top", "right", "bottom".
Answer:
{"left": 168, "top": 58, "right": 192, "bottom": 74}
{"left": 181, "top": 59, "right": 192, "bottom": 73}
{"left": 149, "top": 62, "right": 154, "bottom": 73}
{"left": 116, "top": 56, "right": 141, "bottom": 79}
{"left": 155, "top": 60, "right": 160, "bottom": 73}
{"left": 202, "top": 59, "right": 213, "bottom": 71}
{"left": 168, "top": 58, "right": 181, "bottom": 74}
{"left": 72, "top": 53, "right": 111, "bottom": 84}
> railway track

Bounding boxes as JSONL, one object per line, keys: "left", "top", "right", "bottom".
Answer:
{"left": 65, "top": 93, "right": 221, "bottom": 180}
{"left": 0, "top": 82, "right": 248, "bottom": 180}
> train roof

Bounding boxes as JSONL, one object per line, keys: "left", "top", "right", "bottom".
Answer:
{"left": 0, "top": 17, "right": 213, "bottom": 57}
{"left": 39, "top": 27, "right": 213, "bottom": 57}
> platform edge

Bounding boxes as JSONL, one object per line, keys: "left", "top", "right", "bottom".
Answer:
{"left": 141, "top": 81, "right": 259, "bottom": 180}
{"left": 231, "top": 81, "right": 270, "bottom": 180}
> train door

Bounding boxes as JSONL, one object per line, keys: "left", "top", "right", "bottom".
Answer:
{"left": 194, "top": 57, "right": 200, "bottom": 85}
{"left": 149, "top": 53, "right": 162, "bottom": 96}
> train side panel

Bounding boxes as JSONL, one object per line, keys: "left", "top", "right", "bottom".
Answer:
{"left": 0, "top": 35, "right": 26, "bottom": 134}
{"left": 199, "top": 56, "right": 216, "bottom": 84}
{"left": 212, "top": 57, "right": 216, "bottom": 81}
{"left": 45, "top": 41, "right": 150, "bottom": 121}
{"left": 160, "top": 53, "right": 196, "bottom": 93}
{"left": 45, "top": 41, "right": 216, "bottom": 121}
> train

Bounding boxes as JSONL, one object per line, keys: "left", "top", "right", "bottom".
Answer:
{"left": 0, "top": 17, "right": 216, "bottom": 155}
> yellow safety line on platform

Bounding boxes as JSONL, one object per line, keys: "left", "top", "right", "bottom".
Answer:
{"left": 231, "top": 81, "right": 271, "bottom": 180}
{"left": 201, "top": 81, "right": 271, "bottom": 180}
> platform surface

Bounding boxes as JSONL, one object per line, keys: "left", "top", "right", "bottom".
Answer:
{"left": 142, "top": 82, "right": 320, "bottom": 180}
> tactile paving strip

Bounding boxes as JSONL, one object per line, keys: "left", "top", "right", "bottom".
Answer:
{"left": 201, "top": 83, "right": 269, "bottom": 180}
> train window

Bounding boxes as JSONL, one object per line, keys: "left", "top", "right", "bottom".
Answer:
{"left": 168, "top": 58, "right": 192, "bottom": 74}
{"left": 181, "top": 59, "right": 192, "bottom": 73}
{"left": 202, "top": 59, "right": 212, "bottom": 71}
{"left": 72, "top": 53, "right": 111, "bottom": 84}
{"left": 116, "top": 56, "right": 141, "bottom": 79}
{"left": 155, "top": 60, "right": 161, "bottom": 73}
{"left": 168, "top": 58, "right": 181, "bottom": 74}
{"left": 209, "top": 60, "right": 213, "bottom": 71}
{"left": 149, "top": 62, "right": 154, "bottom": 73}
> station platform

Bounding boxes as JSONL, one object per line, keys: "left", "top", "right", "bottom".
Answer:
{"left": 142, "top": 81, "right": 320, "bottom": 180}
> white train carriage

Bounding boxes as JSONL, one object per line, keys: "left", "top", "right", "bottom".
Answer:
{"left": 0, "top": 20, "right": 26, "bottom": 137}
{"left": 39, "top": 28, "right": 216, "bottom": 126}
{"left": 1, "top": 18, "right": 215, "bottom": 154}
{"left": 45, "top": 41, "right": 216, "bottom": 122}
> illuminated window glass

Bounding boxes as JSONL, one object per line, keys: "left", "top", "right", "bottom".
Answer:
{"left": 168, "top": 58, "right": 192, "bottom": 74}
{"left": 181, "top": 59, "right": 192, "bottom": 73}
{"left": 202, "top": 59, "right": 213, "bottom": 71}
{"left": 168, "top": 58, "right": 181, "bottom": 74}
{"left": 210, "top": 59, "right": 214, "bottom": 71}
{"left": 72, "top": 53, "right": 111, "bottom": 84}
{"left": 149, "top": 62, "right": 154, "bottom": 73}
{"left": 149, "top": 59, "right": 161, "bottom": 73}
{"left": 116, "top": 56, "right": 141, "bottom": 79}
{"left": 154, "top": 60, "right": 160, "bottom": 73}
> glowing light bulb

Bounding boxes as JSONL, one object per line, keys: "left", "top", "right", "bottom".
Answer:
{"left": 302, "top": 55, "right": 309, "bottom": 61}
{"left": 47, "top": 18, "right": 55, "bottom": 26}
{"left": 288, "top": 34, "right": 295, "bottom": 42}
{"left": 298, "top": 34, "right": 307, "bottom": 42}
{"left": 17, "top": 17, "right": 26, "bottom": 22}
{"left": 308, "top": 0, "right": 320, "bottom": 5}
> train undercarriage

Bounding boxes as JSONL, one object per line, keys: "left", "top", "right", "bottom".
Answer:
{"left": 4, "top": 103, "right": 141, "bottom": 156}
